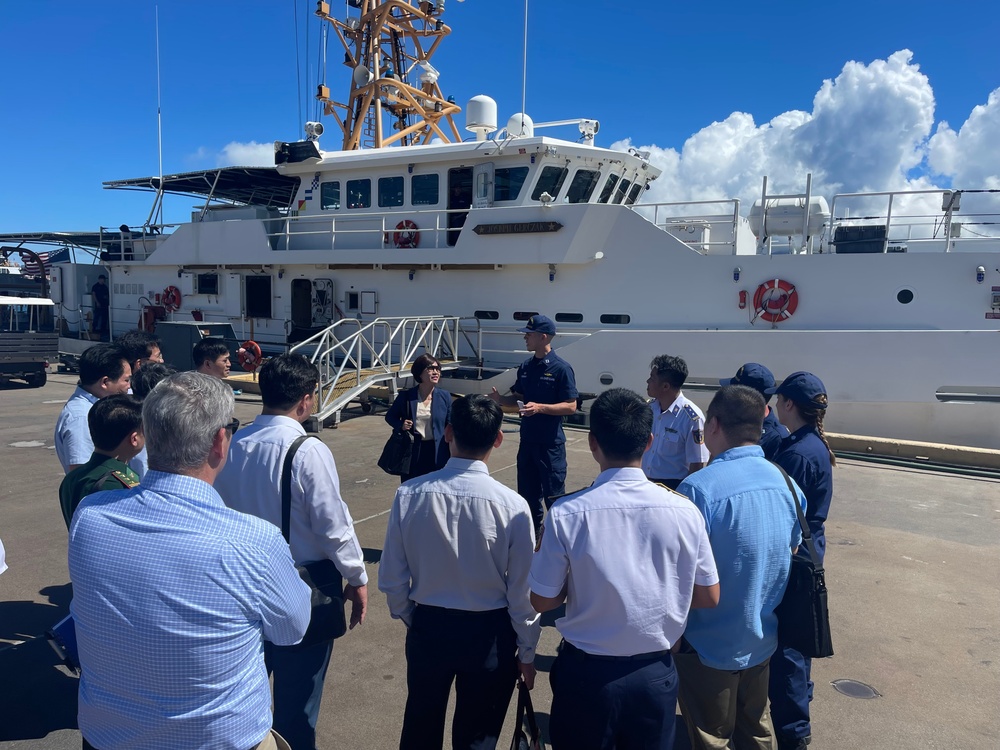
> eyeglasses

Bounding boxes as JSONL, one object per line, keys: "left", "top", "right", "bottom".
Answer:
{"left": 424, "top": 365, "right": 441, "bottom": 372}
{"left": 223, "top": 417, "right": 240, "bottom": 435}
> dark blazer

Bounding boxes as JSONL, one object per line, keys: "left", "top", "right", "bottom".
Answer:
{"left": 385, "top": 387, "right": 452, "bottom": 469}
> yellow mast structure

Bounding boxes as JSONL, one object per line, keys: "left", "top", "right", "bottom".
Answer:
{"left": 315, "top": 0, "right": 463, "bottom": 150}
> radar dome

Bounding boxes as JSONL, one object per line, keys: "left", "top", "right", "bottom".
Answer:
{"left": 465, "top": 95, "right": 498, "bottom": 141}
{"left": 506, "top": 113, "right": 534, "bottom": 138}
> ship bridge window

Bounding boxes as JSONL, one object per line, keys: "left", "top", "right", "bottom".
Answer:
{"left": 600, "top": 313, "right": 630, "bottom": 325}
{"left": 474, "top": 310, "right": 499, "bottom": 320}
{"left": 626, "top": 182, "right": 644, "bottom": 205}
{"left": 513, "top": 311, "right": 540, "bottom": 321}
{"left": 566, "top": 170, "right": 601, "bottom": 204}
{"left": 597, "top": 174, "right": 619, "bottom": 203}
{"left": 412, "top": 174, "right": 439, "bottom": 205}
{"left": 612, "top": 179, "right": 632, "bottom": 204}
{"left": 378, "top": 176, "right": 404, "bottom": 207}
{"left": 531, "top": 166, "right": 569, "bottom": 201}
{"left": 494, "top": 167, "right": 529, "bottom": 202}
{"left": 321, "top": 181, "right": 341, "bottom": 210}
{"left": 196, "top": 273, "right": 219, "bottom": 295}
{"left": 346, "top": 179, "right": 371, "bottom": 209}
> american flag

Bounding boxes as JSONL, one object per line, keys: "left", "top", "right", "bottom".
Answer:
{"left": 21, "top": 251, "right": 52, "bottom": 277}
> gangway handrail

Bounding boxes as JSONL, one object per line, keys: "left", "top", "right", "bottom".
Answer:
{"left": 289, "top": 314, "right": 482, "bottom": 426}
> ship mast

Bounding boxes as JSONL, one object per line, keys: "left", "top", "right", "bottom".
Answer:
{"left": 315, "top": 0, "right": 462, "bottom": 150}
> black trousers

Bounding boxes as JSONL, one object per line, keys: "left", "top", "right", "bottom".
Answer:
{"left": 401, "top": 439, "right": 438, "bottom": 483}
{"left": 549, "top": 642, "right": 678, "bottom": 750}
{"left": 516, "top": 441, "right": 567, "bottom": 532}
{"left": 400, "top": 605, "right": 518, "bottom": 750}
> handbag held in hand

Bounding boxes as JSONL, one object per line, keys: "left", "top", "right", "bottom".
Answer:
{"left": 282, "top": 435, "right": 347, "bottom": 647}
{"left": 773, "top": 464, "right": 834, "bottom": 659}
{"left": 378, "top": 397, "right": 415, "bottom": 476}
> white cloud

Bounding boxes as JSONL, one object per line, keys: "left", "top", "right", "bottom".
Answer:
{"left": 617, "top": 50, "right": 999, "bottom": 215}
{"left": 215, "top": 141, "right": 274, "bottom": 167}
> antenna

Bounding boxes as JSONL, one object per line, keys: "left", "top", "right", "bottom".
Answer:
{"left": 155, "top": 5, "right": 164, "bottom": 226}
{"left": 520, "top": 0, "right": 528, "bottom": 133}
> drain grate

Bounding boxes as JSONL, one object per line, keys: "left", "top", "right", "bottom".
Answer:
{"left": 831, "top": 679, "right": 881, "bottom": 699}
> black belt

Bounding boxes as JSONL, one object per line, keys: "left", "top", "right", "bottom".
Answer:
{"left": 415, "top": 604, "right": 507, "bottom": 618}
{"left": 559, "top": 639, "right": 671, "bottom": 662}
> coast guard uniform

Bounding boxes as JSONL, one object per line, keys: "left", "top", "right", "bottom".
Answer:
{"left": 761, "top": 407, "right": 790, "bottom": 460}
{"left": 641, "top": 393, "right": 710, "bottom": 488}
{"left": 529, "top": 468, "right": 718, "bottom": 749}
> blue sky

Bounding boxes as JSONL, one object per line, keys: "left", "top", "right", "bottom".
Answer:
{"left": 0, "top": 0, "right": 997, "bottom": 237}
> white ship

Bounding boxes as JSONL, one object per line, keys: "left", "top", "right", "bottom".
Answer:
{"left": 3, "top": 0, "right": 999, "bottom": 449}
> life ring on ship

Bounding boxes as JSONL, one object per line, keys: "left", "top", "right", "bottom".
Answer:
{"left": 753, "top": 279, "right": 798, "bottom": 323}
{"left": 162, "top": 285, "right": 182, "bottom": 313}
{"left": 393, "top": 220, "right": 420, "bottom": 248}
{"left": 238, "top": 340, "right": 262, "bottom": 372}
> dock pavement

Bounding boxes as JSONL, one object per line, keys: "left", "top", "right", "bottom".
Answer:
{"left": 0, "top": 373, "right": 997, "bottom": 749}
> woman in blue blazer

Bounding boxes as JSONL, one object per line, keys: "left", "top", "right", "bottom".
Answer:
{"left": 384, "top": 353, "right": 452, "bottom": 482}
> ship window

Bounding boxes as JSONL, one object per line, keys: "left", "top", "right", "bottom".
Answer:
{"left": 626, "top": 182, "right": 643, "bottom": 205}
{"left": 196, "top": 273, "right": 219, "bottom": 295}
{"left": 346, "top": 179, "right": 371, "bottom": 209}
{"left": 600, "top": 313, "right": 630, "bottom": 325}
{"left": 566, "top": 170, "right": 601, "bottom": 204}
{"left": 346, "top": 291, "right": 359, "bottom": 311}
{"left": 412, "top": 174, "right": 439, "bottom": 205}
{"left": 245, "top": 275, "right": 272, "bottom": 318}
{"left": 531, "top": 166, "right": 569, "bottom": 201}
{"left": 555, "top": 312, "right": 583, "bottom": 323}
{"left": 513, "top": 311, "right": 540, "bottom": 321}
{"left": 321, "top": 181, "right": 341, "bottom": 210}
{"left": 378, "top": 176, "right": 404, "bottom": 207}
{"left": 474, "top": 310, "right": 499, "bottom": 320}
{"left": 612, "top": 179, "right": 632, "bottom": 205}
{"left": 597, "top": 174, "right": 619, "bottom": 203}
{"left": 495, "top": 167, "right": 529, "bottom": 202}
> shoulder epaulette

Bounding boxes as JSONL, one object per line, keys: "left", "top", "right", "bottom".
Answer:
{"left": 683, "top": 404, "right": 701, "bottom": 420}
{"left": 652, "top": 482, "right": 687, "bottom": 497}
{"left": 111, "top": 470, "right": 139, "bottom": 488}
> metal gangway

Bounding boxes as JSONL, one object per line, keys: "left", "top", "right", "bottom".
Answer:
{"left": 289, "top": 315, "right": 482, "bottom": 427}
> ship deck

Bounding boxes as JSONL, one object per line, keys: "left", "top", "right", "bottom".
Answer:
{"left": 1, "top": 373, "right": 997, "bottom": 748}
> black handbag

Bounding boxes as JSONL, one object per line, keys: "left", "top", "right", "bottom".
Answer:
{"left": 282, "top": 435, "right": 348, "bottom": 647}
{"left": 378, "top": 396, "right": 415, "bottom": 476}
{"left": 773, "top": 465, "right": 834, "bottom": 659}
{"left": 509, "top": 679, "right": 544, "bottom": 750}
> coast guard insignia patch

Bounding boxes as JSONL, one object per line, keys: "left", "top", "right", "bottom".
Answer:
{"left": 693, "top": 428, "right": 704, "bottom": 444}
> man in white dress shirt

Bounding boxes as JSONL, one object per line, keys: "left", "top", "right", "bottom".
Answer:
{"left": 530, "top": 388, "right": 720, "bottom": 750}
{"left": 379, "top": 394, "right": 540, "bottom": 750}
{"left": 215, "top": 353, "right": 368, "bottom": 750}
{"left": 54, "top": 343, "right": 132, "bottom": 473}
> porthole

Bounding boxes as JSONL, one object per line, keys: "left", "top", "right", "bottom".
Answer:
{"left": 474, "top": 310, "right": 499, "bottom": 320}
{"left": 513, "top": 311, "right": 540, "bottom": 321}
{"left": 896, "top": 289, "right": 914, "bottom": 304}
{"left": 600, "top": 313, "right": 631, "bottom": 325}
{"left": 555, "top": 313, "right": 583, "bottom": 323}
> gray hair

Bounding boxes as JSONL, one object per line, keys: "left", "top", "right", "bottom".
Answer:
{"left": 142, "top": 371, "right": 234, "bottom": 473}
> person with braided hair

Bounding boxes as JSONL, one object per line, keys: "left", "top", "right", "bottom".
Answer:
{"left": 764, "top": 371, "right": 835, "bottom": 750}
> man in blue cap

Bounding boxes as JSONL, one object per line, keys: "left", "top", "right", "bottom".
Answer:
{"left": 490, "top": 315, "right": 578, "bottom": 532}
{"left": 721, "top": 363, "right": 789, "bottom": 459}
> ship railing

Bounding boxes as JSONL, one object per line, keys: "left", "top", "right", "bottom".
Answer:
{"left": 289, "top": 314, "right": 482, "bottom": 426}
{"left": 96, "top": 225, "right": 170, "bottom": 262}
{"left": 634, "top": 199, "right": 743, "bottom": 255}
{"left": 827, "top": 188, "right": 1000, "bottom": 253}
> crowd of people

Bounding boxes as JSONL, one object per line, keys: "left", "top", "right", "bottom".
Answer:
{"left": 53, "top": 317, "right": 834, "bottom": 750}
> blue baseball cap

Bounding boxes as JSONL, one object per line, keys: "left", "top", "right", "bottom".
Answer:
{"left": 517, "top": 315, "right": 556, "bottom": 335}
{"left": 720, "top": 362, "right": 775, "bottom": 395}
{"left": 765, "top": 371, "right": 828, "bottom": 408}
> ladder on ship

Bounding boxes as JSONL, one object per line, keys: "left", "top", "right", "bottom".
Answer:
{"left": 289, "top": 315, "right": 482, "bottom": 428}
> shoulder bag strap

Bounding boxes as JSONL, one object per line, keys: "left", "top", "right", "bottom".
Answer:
{"left": 281, "top": 435, "right": 314, "bottom": 544}
{"left": 772, "top": 462, "right": 823, "bottom": 571}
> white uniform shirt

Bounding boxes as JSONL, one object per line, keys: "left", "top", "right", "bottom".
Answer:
{"left": 529, "top": 467, "right": 718, "bottom": 656}
{"left": 55, "top": 386, "right": 99, "bottom": 473}
{"left": 641, "top": 392, "right": 710, "bottom": 480}
{"left": 215, "top": 414, "right": 367, "bottom": 587}
{"left": 379, "top": 458, "right": 541, "bottom": 663}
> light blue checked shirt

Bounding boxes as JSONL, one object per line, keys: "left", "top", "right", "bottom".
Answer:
{"left": 55, "top": 385, "right": 98, "bottom": 473}
{"left": 69, "top": 470, "right": 311, "bottom": 750}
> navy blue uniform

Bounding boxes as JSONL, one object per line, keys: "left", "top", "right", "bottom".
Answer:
{"left": 769, "top": 425, "right": 834, "bottom": 749}
{"left": 760, "top": 407, "right": 790, "bottom": 461}
{"left": 511, "top": 351, "right": 578, "bottom": 531}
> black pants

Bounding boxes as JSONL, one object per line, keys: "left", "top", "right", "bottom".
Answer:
{"left": 647, "top": 477, "right": 682, "bottom": 491}
{"left": 400, "top": 605, "right": 518, "bottom": 750}
{"left": 516, "top": 441, "right": 567, "bottom": 532}
{"left": 401, "top": 439, "right": 438, "bottom": 483}
{"left": 549, "top": 641, "right": 678, "bottom": 750}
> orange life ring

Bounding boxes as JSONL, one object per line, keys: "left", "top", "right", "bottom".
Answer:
{"left": 162, "top": 285, "right": 182, "bottom": 312}
{"left": 753, "top": 279, "right": 798, "bottom": 323}
{"left": 393, "top": 220, "right": 419, "bottom": 248}
{"left": 238, "top": 340, "right": 262, "bottom": 372}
